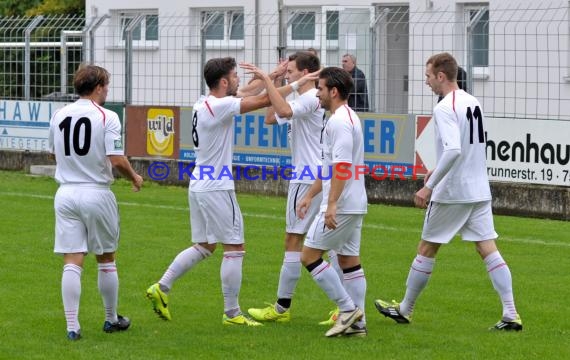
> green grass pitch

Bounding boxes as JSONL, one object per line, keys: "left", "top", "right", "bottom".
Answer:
{"left": 0, "top": 170, "right": 569, "bottom": 359}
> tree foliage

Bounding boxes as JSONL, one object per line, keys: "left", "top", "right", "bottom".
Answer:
{"left": 26, "top": 0, "right": 85, "bottom": 16}
{"left": 0, "top": 0, "right": 42, "bottom": 16}
{"left": 0, "top": 0, "right": 84, "bottom": 16}
{"left": 0, "top": 1, "right": 85, "bottom": 99}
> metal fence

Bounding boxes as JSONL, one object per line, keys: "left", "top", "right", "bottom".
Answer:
{"left": 0, "top": 15, "right": 84, "bottom": 101}
{"left": 1, "top": 3, "right": 569, "bottom": 120}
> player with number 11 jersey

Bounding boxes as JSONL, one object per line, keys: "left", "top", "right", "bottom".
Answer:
{"left": 430, "top": 89, "right": 491, "bottom": 203}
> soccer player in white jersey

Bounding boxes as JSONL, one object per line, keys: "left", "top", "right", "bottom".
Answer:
{"left": 48, "top": 64, "right": 143, "bottom": 341}
{"left": 296, "top": 67, "right": 368, "bottom": 337}
{"left": 146, "top": 57, "right": 313, "bottom": 326}
{"left": 243, "top": 52, "right": 342, "bottom": 323}
{"left": 374, "top": 52, "right": 522, "bottom": 331}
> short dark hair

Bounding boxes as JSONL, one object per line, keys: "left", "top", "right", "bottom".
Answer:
{"left": 73, "top": 64, "right": 109, "bottom": 96}
{"left": 289, "top": 52, "right": 320, "bottom": 73}
{"left": 204, "top": 57, "right": 237, "bottom": 89}
{"left": 306, "top": 47, "right": 318, "bottom": 57}
{"left": 457, "top": 66, "right": 468, "bottom": 92}
{"left": 426, "top": 52, "right": 458, "bottom": 82}
{"left": 319, "top": 67, "right": 353, "bottom": 100}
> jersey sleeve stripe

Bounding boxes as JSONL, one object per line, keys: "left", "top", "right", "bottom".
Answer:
{"left": 343, "top": 104, "right": 354, "bottom": 125}
{"left": 90, "top": 99, "right": 106, "bottom": 126}
{"left": 205, "top": 100, "right": 215, "bottom": 117}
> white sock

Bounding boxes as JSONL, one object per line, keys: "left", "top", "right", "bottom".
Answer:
{"left": 484, "top": 251, "right": 518, "bottom": 320}
{"left": 221, "top": 251, "right": 245, "bottom": 317}
{"left": 159, "top": 245, "right": 211, "bottom": 292}
{"left": 328, "top": 250, "right": 344, "bottom": 283}
{"left": 343, "top": 266, "right": 367, "bottom": 326}
{"left": 62, "top": 264, "right": 82, "bottom": 332}
{"left": 400, "top": 254, "right": 435, "bottom": 316}
{"left": 98, "top": 262, "right": 118, "bottom": 323}
{"left": 308, "top": 260, "right": 355, "bottom": 312}
{"left": 276, "top": 251, "right": 301, "bottom": 304}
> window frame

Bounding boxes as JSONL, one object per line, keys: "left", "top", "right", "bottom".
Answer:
{"left": 201, "top": 9, "right": 245, "bottom": 48}
{"left": 286, "top": 6, "right": 342, "bottom": 49}
{"left": 116, "top": 10, "right": 159, "bottom": 47}
{"left": 464, "top": 5, "right": 489, "bottom": 79}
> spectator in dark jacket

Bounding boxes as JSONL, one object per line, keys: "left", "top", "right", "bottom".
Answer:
{"left": 341, "top": 53, "right": 369, "bottom": 112}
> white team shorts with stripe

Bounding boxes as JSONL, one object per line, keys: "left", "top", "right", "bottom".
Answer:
{"left": 54, "top": 184, "right": 119, "bottom": 255}
{"left": 304, "top": 212, "right": 364, "bottom": 256}
{"left": 189, "top": 189, "right": 244, "bottom": 245}
{"left": 286, "top": 183, "right": 322, "bottom": 234}
{"left": 421, "top": 200, "right": 498, "bottom": 244}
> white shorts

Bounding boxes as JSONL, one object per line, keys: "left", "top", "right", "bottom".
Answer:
{"left": 54, "top": 184, "right": 119, "bottom": 255}
{"left": 421, "top": 201, "right": 498, "bottom": 244}
{"left": 304, "top": 212, "right": 364, "bottom": 256}
{"left": 189, "top": 189, "right": 244, "bottom": 245}
{"left": 286, "top": 183, "right": 322, "bottom": 234}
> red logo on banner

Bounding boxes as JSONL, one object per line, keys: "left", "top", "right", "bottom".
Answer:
{"left": 415, "top": 115, "right": 434, "bottom": 175}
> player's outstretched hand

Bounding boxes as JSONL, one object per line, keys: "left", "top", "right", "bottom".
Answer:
{"left": 270, "top": 59, "right": 289, "bottom": 81}
{"left": 239, "top": 62, "right": 270, "bottom": 82}
{"left": 297, "top": 68, "right": 321, "bottom": 87}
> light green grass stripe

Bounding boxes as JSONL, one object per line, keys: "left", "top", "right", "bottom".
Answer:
{"left": 1, "top": 190, "right": 568, "bottom": 248}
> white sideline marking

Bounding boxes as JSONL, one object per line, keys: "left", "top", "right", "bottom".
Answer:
{"left": 2, "top": 191, "right": 569, "bottom": 248}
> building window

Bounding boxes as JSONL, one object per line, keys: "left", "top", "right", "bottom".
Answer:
{"left": 326, "top": 11, "right": 339, "bottom": 41}
{"left": 202, "top": 10, "right": 244, "bottom": 47}
{"left": 466, "top": 7, "right": 489, "bottom": 67}
{"left": 119, "top": 12, "right": 159, "bottom": 45}
{"left": 291, "top": 12, "right": 315, "bottom": 40}
{"left": 287, "top": 7, "right": 340, "bottom": 48}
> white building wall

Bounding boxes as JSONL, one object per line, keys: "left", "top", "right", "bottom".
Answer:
{"left": 85, "top": 0, "right": 570, "bottom": 121}
{"left": 406, "top": 0, "right": 570, "bottom": 120}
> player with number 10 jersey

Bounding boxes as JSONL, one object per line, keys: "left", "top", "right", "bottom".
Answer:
{"left": 50, "top": 100, "right": 123, "bottom": 184}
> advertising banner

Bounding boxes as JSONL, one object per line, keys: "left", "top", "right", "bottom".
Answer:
{"left": 0, "top": 100, "right": 125, "bottom": 152}
{"left": 0, "top": 100, "right": 68, "bottom": 151}
{"left": 125, "top": 106, "right": 180, "bottom": 158}
{"left": 179, "top": 110, "right": 416, "bottom": 176}
{"left": 414, "top": 115, "right": 570, "bottom": 186}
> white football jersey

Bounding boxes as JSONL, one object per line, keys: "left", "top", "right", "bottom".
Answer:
{"left": 190, "top": 95, "right": 241, "bottom": 192}
{"left": 320, "top": 105, "right": 367, "bottom": 214}
{"left": 275, "top": 88, "right": 324, "bottom": 184}
{"left": 431, "top": 90, "right": 492, "bottom": 203}
{"left": 49, "top": 99, "right": 124, "bottom": 185}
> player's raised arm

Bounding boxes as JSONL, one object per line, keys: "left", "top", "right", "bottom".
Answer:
{"left": 236, "top": 59, "right": 288, "bottom": 98}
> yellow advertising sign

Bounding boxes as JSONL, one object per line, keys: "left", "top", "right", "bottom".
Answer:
{"left": 147, "top": 108, "right": 175, "bottom": 156}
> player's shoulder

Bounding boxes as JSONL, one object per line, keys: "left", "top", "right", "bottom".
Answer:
{"left": 434, "top": 95, "right": 456, "bottom": 115}
{"left": 300, "top": 87, "right": 318, "bottom": 98}
{"left": 88, "top": 102, "right": 120, "bottom": 125}
{"left": 454, "top": 90, "right": 483, "bottom": 111}
{"left": 339, "top": 104, "right": 359, "bottom": 119}
{"left": 207, "top": 94, "right": 240, "bottom": 110}
{"left": 329, "top": 105, "right": 357, "bottom": 127}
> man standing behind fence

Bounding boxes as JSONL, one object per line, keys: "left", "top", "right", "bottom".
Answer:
{"left": 374, "top": 52, "right": 523, "bottom": 331}
{"left": 145, "top": 57, "right": 314, "bottom": 326}
{"left": 341, "top": 53, "right": 369, "bottom": 112}
{"left": 49, "top": 64, "right": 144, "bottom": 340}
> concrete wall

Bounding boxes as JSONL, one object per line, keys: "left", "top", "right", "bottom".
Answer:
{"left": 2, "top": 150, "right": 568, "bottom": 220}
